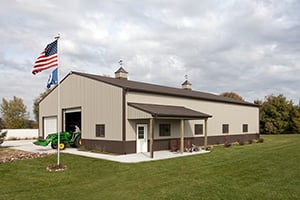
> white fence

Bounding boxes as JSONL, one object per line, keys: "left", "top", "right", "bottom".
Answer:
{"left": 2, "top": 129, "right": 38, "bottom": 140}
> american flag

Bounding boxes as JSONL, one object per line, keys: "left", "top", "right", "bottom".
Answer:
{"left": 32, "top": 40, "right": 58, "bottom": 75}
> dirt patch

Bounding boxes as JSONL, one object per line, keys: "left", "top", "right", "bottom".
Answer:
{"left": 0, "top": 147, "right": 50, "bottom": 163}
{"left": 47, "top": 164, "right": 67, "bottom": 172}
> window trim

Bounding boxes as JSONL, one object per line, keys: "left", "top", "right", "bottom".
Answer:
{"left": 194, "top": 124, "right": 204, "bottom": 135}
{"left": 159, "top": 124, "right": 171, "bottom": 137}
{"left": 242, "top": 124, "right": 248, "bottom": 133}
{"left": 222, "top": 124, "right": 229, "bottom": 134}
{"left": 96, "top": 124, "right": 105, "bottom": 137}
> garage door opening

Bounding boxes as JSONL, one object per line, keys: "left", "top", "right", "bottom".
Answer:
{"left": 64, "top": 110, "right": 81, "bottom": 134}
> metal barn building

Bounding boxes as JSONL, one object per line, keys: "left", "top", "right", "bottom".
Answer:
{"left": 39, "top": 68, "right": 259, "bottom": 156}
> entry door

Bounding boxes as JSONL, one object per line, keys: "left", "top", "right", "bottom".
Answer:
{"left": 136, "top": 124, "right": 148, "bottom": 153}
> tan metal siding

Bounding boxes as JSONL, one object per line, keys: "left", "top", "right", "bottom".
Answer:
{"left": 126, "top": 92, "right": 259, "bottom": 138}
{"left": 128, "top": 106, "right": 152, "bottom": 119}
{"left": 127, "top": 118, "right": 196, "bottom": 141}
{"left": 39, "top": 74, "right": 123, "bottom": 141}
{"left": 153, "top": 119, "right": 180, "bottom": 139}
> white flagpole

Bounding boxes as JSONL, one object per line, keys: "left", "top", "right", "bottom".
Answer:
{"left": 55, "top": 34, "right": 61, "bottom": 166}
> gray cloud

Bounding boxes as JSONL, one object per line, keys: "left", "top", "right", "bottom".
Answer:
{"left": 0, "top": 0, "right": 299, "bottom": 119}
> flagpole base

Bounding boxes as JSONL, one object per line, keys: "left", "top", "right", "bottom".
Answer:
{"left": 46, "top": 164, "right": 67, "bottom": 172}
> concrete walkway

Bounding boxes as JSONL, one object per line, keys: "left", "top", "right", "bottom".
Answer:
{"left": 2, "top": 140, "right": 210, "bottom": 163}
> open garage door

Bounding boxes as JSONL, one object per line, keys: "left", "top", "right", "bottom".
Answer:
{"left": 63, "top": 108, "right": 81, "bottom": 133}
{"left": 43, "top": 117, "right": 57, "bottom": 139}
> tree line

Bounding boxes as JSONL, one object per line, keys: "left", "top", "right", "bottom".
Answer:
{"left": 1, "top": 91, "right": 300, "bottom": 134}
{"left": 0, "top": 96, "right": 36, "bottom": 129}
{"left": 0, "top": 90, "right": 50, "bottom": 129}
{"left": 254, "top": 95, "right": 300, "bottom": 134}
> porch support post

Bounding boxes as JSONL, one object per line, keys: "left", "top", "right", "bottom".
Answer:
{"left": 180, "top": 119, "right": 184, "bottom": 154}
{"left": 149, "top": 118, "right": 154, "bottom": 158}
{"left": 204, "top": 119, "right": 208, "bottom": 149}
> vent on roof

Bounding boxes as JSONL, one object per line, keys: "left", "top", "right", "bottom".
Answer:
{"left": 115, "top": 67, "right": 128, "bottom": 79}
{"left": 115, "top": 60, "right": 128, "bottom": 79}
{"left": 181, "top": 80, "right": 192, "bottom": 90}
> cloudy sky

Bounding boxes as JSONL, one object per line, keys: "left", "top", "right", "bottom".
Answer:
{"left": 1, "top": 0, "right": 299, "bottom": 119}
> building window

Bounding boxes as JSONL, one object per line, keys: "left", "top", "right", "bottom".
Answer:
{"left": 159, "top": 124, "right": 171, "bottom": 136}
{"left": 96, "top": 124, "right": 105, "bottom": 137}
{"left": 222, "top": 124, "right": 229, "bottom": 134}
{"left": 138, "top": 126, "right": 145, "bottom": 139}
{"left": 195, "top": 124, "right": 203, "bottom": 135}
{"left": 243, "top": 124, "right": 248, "bottom": 133}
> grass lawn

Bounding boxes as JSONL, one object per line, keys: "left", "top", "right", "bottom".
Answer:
{"left": 1, "top": 134, "right": 300, "bottom": 200}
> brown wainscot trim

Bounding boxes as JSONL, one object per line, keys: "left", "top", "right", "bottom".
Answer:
{"left": 82, "top": 139, "right": 136, "bottom": 154}
{"left": 208, "top": 133, "right": 259, "bottom": 145}
{"left": 83, "top": 133, "right": 259, "bottom": 154}
{"left": 151, "top": 133, "right": 259, "bottom": 152}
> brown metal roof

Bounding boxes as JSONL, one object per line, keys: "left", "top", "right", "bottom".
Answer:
{"left": 128, "top": 103, "right": 212, "bottom": 119}
{"left": 71, "top": 71, "right": 258, "bottom": 107}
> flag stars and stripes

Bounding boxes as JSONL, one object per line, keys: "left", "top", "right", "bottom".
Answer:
{"left": 32, "top": 40, "right": 58, "bottom": 75}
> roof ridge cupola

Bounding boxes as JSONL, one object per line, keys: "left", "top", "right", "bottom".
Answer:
{"left": 181, "top": 75, "right": 192, "bottom": 90}
{"left": 115, "top": 60, "right": 128, "bottom": 79}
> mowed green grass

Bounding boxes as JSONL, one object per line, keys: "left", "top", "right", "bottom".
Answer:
{"left": 1, "top": 135, "right": 299, "bottom": 200}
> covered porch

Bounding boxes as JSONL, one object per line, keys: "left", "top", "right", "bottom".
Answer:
{"left": 128, "top": 103, "right": 212, "bottom": 158}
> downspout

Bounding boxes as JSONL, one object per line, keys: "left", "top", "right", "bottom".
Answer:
{"left": 149, "top": 117, "right": 154, "bottom": 158}
{"left": 122, "top": 88, "right": 127, "bottom": 153}
{"left": 204, "top": 119, "right": 208, "bottom": 149}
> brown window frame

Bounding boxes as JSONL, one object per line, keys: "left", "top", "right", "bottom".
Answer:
{"left": 194, "top": 124, "right": 204, "bottom": 135}
{"left": 243, "top": 124, "right": 248, "bottom": 133}
{"left": 159, "top": 124, "right": 171, "bottom": 137}
{"left": 222, "top": 124, "right": 229, "bottom": 134}
{"left": 96, "top": 124, "right": 105, "bottom": 137}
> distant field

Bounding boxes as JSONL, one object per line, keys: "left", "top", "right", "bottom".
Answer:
{"left": 1, "top": 134, "right": 299, "bottom": 200}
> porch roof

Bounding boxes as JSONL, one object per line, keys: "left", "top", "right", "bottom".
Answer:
{"left": 128, "top": 103, "right": 212, "bottom": 119}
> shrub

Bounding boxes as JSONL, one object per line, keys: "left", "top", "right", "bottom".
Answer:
{"left": 258, "top": 138, "right": 264, "bottom": 143}
{"left": 0, "top": 130, "right": 7, "bottom": 144}
{"left": 203, "top": 145, "right": 214, "bottom": 151}
{"left": 248, "top": 139, "right": 253, "bottom": 144}
{"left": 0, "top": 131, "right": 7, "bottom": 138}
{"left": 224, "top": 142, "right": 232, "bottom": 148}
{"left": 8, "top": 136, "right": 17, "bottom": 140}
{"left": 238, "top": 140, "right": 245, "bottom": 145}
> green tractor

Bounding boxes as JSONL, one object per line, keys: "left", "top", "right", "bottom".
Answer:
{"left": 33, "top": 132, "right": 82, "bottom": 150}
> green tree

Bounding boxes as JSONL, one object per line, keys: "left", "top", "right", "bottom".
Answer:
{"left": 0, "top": 96, "right": 29, "bottom": 128}
{"left": 288, "top": 105, "right": 300, "bottom": 133}
{"left": 259, "top": 94, "right": 300, "bottom": 134}
{"left": 33, "top": 89, "right": 50, "bottom": 123}
{"left": 220, "top": 92, "right": 244, "bottom": 101}
{"left": 0, "top": 118, "right": 4, "bottom": 129}
{"left": 254, "top": 99, "right": 263, "bottom": 105}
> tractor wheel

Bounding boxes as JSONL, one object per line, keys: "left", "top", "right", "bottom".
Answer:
{"left": 75, "top": 136, "right": 82, "bottom": 148}
{"left": 51, "top": 143, "right": 57, "bottom": 149}
{"left": 59, "top": 142, "right": 66, "bottom": 150}
{"left": 51, "top": 142, "right": 66, "bottom": 150}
